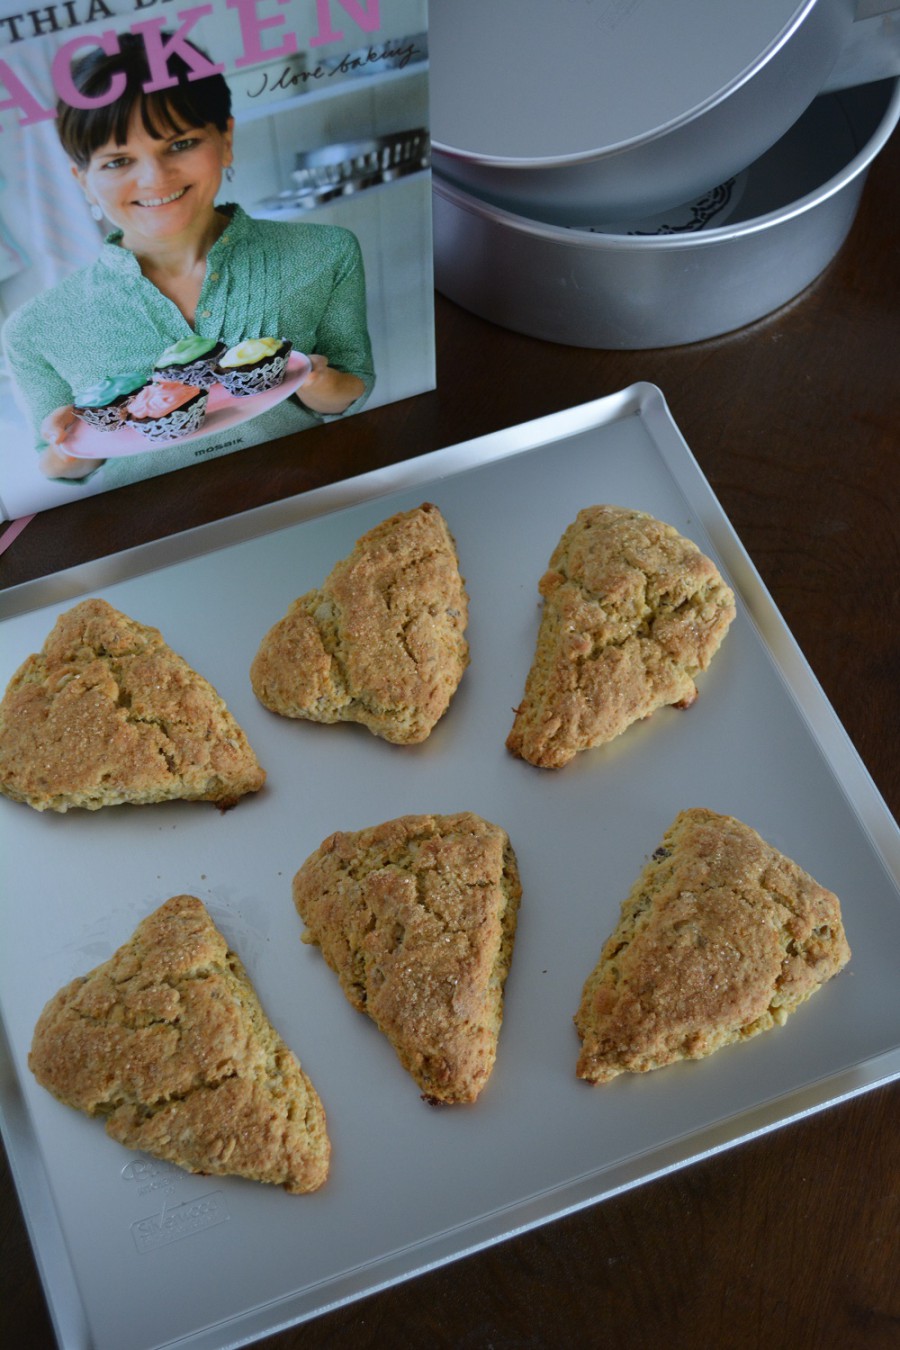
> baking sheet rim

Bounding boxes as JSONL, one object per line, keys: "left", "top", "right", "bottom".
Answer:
{"left": 4, "top": 1039, "right": 898, "bottom": 1350}
{"left": 1, "top": 381, "right": 898, "bottom": 1349}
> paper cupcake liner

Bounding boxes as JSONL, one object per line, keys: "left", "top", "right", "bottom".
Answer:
{"left": 153, "top": 358, "right": 220, "bottom": 390}
{"left": 73, "top": 403, "right": 129, "bottom": 431}
{"left": 127, "top": 391, "right": 209, "bottom": 442}
{"left": 216, "top": 343, "right": 292, "bottom": 397}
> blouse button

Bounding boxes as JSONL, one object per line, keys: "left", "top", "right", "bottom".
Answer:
{"left": 200, "top": 309, "right": 211, "bottom": 319}
{"left": 209, "top": 272, "right": 220, "bottom": 282}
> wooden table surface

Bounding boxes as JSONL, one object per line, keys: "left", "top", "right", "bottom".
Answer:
{"left": 2, "top": 125, "right": 898, "bottom": 1350}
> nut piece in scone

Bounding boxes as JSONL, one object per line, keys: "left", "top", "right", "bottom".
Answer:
{"left": 0, "top": 598, "right": 265, "bottom": 812}
{"left": 29, "top": 895, "right": 329, "bottom": 1192}
{"left": 293, "top": 812, "right": 521, "bottom": 1104}
{"left": 575, "top": 808, "right": 851, "bottom": 1083}
{"left": 507, "top": 506, "right": 736, "bottom": 768}
{"left": 250, "top": 503, "right": 469, "bottom": 744}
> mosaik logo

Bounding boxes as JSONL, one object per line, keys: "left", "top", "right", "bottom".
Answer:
{"left": 0, "top": 0, "right": 383, "bottom": 123}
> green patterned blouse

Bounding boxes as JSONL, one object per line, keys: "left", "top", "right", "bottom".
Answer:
{"left": 1, "top": 204, "right": 375, "bottom": 490}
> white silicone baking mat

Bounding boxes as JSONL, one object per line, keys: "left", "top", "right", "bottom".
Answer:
{"left": 2, "top": 384, "right": 898, "bottom": 1350}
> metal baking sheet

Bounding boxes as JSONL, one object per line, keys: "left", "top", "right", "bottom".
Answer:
{"left": 2, "top": 384, "right": 898, "bottom": 1350}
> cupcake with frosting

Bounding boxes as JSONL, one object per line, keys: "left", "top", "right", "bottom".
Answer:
{"left": 125, "top": 380, "right": 208, "bottom": 442}
{"left": 215, "top": 337, "right": 292, "bottom": 396}
{"left": 72, "top": 371, "right": 150, "bottom": 430}
{"left": 153, "top": 335, "right": 225, "bottom": 389}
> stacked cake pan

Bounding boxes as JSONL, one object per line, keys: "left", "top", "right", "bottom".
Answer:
{"left": 429, "top": 0, "right": 900, "bottom": 348}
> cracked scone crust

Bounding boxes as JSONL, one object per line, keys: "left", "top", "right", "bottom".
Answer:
{"left": 575, "top": 808, "right": 851, "bottom": 1083}
{"left": 0, "top": 598, "right": 265, "bottom": 812}
{"left": 250, "top": 503, "right": 469, "bottom": 744}
{"left": 507, "top": 506, "right": 736, "bottom": 768}
{"left": 28, "top": 895, "right": 330, "bottom": 1192}
{"left": 293, "top": 812, "right": 522, "bottom": 1104}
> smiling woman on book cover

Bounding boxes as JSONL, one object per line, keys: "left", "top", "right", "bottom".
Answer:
{"left": 1, "top": 32, "right": 375, "bottom": 487}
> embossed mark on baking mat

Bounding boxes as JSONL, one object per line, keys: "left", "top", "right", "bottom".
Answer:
{"left": 131, "top": 1191, "right": 230, "bottom": 1252}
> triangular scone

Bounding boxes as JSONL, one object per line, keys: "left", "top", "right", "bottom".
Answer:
{"left": 507, "top": 506, "right": 736, "bottom": 768}
{"left": 29, "top": 895, "right": 330, "bottom": 1193}
{"left": 293, "top": 812, "right": 522, "bottom": 1103}
{"left": 575, "top": 808, "right": 851, "bottom": 1083}
{"left": 0, "top": 598, "right": 265, "bottom": 812}
{"left": 250, "top": 503, "right": 469, "bottom": 744}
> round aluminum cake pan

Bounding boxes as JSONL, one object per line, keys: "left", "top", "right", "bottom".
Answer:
{"left": 429, "top": 0, "right": 856, "bottom": 225}
{"left": 432, "top": 78, "right": 900, "bottom": 351}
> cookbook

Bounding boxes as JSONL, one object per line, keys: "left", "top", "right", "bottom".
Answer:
{"left": 0, "top": 0, "right": 432, "bottom": 521}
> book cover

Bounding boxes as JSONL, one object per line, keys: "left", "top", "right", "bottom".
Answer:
{"left": 0, "top": 0, "right": 432, "bottom": 521}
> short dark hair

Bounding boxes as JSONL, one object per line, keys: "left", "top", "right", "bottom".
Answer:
{"left": 56, "top": 32, "right": 232, "bottom": 168}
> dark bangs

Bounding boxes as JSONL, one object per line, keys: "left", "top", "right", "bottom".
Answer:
{"left": 57, "top": 32, "right": 232, "bottom": 168}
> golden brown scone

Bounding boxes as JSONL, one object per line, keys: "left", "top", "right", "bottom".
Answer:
{"left": 250, "top": 503, "right": 469, "bottom": 744}
{"left": 507, "top": 506, "right": 736, "bottom": 768}
{"left": 29, "top": 895, "right": 329, "bottom": 1193}
{"left": 0, "top": 598, "right": 265, "bottom": 812}
{"left": 293, "top": 812, "right": 521, "bottom": 1103}
{"left": 575, "top": 808, "right": 851, "bottom": 1083}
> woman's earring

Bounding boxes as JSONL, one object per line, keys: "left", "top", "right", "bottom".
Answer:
{"left": 89, "top": 203, "right": 103, "bottom": 222}
{"left": 225, "top": 165, "right": 235, "bottom": 183}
